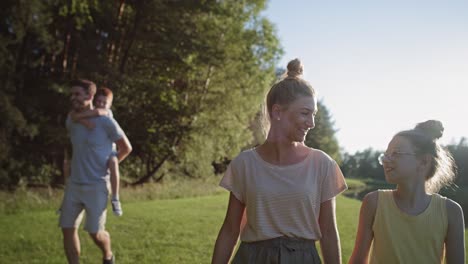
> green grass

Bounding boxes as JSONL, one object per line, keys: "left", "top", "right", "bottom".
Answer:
{"left": 1, "top": 179, "right": 467, "bottom": 263}
{"left": 0, "top": 194, "right": 228, "bottom": 263}
{"left": 0, "top": 176, "right": 224, "bottom": 215}
{"left": 4, "top": 193, "right": 464, "bottom": 264}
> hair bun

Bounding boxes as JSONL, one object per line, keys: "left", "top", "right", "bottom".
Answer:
{"left": 286, "top": 58, "right": 303, "bottom": 78}
{"left": 415, "top": 120, "right": 444, "bottom": 140}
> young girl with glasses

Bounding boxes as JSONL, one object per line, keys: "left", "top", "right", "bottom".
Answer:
{"left": 349, "top": 120, "right": 465, "bottom": 264}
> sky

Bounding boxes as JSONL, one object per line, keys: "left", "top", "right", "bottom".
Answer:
{"left": 263, "top": 0, "right": 468, "bottom": 154}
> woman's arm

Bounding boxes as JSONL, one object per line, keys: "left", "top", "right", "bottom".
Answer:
{"left": 348, "top": 191, "right": 378, "bottom": 264}
{"left": 212, "top": 193, "right": 245, "bottom": 264}
{"left": 319, "top": 197, "right": 342, "bottom": 264}
{"left": 445, "top": 199, "right": 465, "bottom": 264}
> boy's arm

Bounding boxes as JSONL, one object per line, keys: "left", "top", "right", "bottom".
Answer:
{"left": 70, "top": 109, "right": 109, "bottom": 122}
{"left": 70, "top": 109, "right": 108, "bottom": 130}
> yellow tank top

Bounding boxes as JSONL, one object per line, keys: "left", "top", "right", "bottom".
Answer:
{"left": 370, "top": 190, "right": 448, "bottom": 264}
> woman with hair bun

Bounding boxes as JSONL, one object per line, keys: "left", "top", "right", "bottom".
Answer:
{"left": 350, "top": 120, "right": 465, "bottom": 264}
{"left": 212, "top": 58, "right": 347, "bottom": 264}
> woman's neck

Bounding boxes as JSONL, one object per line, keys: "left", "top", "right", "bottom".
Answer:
{"left": 256, "top": 140, "right": 308, "bottom": 166}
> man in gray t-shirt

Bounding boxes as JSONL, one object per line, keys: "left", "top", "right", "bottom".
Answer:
{"left": 59, "top": 79, "right": 132, "bottom": 264}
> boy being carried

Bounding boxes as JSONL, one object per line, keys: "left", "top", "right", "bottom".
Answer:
{"left": 71, "top": 87, "right": 124, "bottom": 216}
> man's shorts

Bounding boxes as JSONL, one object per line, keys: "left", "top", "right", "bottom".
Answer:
{"left": 59, "top": 181, "right": 110, "bottom": 233}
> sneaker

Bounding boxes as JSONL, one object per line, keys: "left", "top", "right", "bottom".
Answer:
{"left": 103, "top": 254, "right": 114, "bottom": 264}
{"left": 111, "top": 199, "right": 123, "bottom": 217}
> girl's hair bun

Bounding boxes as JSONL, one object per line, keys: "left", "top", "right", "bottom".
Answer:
{"left": 415, "top": 120, "right": 444, "bottom": 140}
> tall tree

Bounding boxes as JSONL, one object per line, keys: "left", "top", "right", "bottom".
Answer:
{"left": 0, "top": 0, "right": 283, "bottom": 187}
{"left": 340, "top": 148, "right": 384, "bottom": 180}
{"left": 305, "top": 101, "right": 342, "bottom": 163}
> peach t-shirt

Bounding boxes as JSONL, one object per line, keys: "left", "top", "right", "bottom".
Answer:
{"left": 220, "top": 148, "right": 347, "bottom": 242}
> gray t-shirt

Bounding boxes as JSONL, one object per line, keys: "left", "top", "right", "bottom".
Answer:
{"left": 220, "top": 148, "right": 348, "bottom": 242}
{"left": 66, "top": 115, "right": 125, "bottom": 184}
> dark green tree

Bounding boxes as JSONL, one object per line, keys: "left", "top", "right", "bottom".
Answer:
{"left": 305, "top": 101, "right": 342, "bottom": 163}
{"left": 0, "top": 0, "right": 283, "bottom": 187}
{"left": 340, "top": 148, "right": 385, "bottom": 180}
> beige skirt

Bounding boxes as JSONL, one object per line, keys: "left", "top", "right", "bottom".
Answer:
{"left": 232, "top": 236, "right": 321, "bottom": 264}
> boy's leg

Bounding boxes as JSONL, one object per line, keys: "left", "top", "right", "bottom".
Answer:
{"left": 108, "top": 156, "right": 122, "bottom": 216}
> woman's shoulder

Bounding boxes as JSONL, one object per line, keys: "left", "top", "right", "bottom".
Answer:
{"left": 237, "top": 148, "right": 256, "bottom": 158}
{"left": 229, "top": 148, "right": 256, "bottom": 166}
{"left": 307, "top": 147, "right": 335, "bottom": 163}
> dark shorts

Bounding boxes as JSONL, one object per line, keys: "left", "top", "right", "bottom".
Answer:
{"left": 232, "top": 236, "right": 321, "bottom": 264}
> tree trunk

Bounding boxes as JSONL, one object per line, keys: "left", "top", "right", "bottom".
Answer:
{"left": 131, "top": 153, "right": 170, "bottom": 185}
{"left": 108, "top": 0, "right": 126, "bottom": 64}
{"left": 62, "top": 0, "right": 74, "bottom": 76}
{"left": 119, "top": 0, "right": 143, "bottom": 74}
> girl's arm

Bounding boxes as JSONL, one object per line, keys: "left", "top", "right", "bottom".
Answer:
{"left": 212, "top": 193, "right": 245, "bottom": 264}
{"left": 445, "top": 199, "right": 465, "bottom": 264}
{"left": 349, "top": 191, "right": 378, "bottom": 264}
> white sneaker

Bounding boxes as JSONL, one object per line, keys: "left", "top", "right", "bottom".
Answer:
{"left": 111, "top": 199, "right": 123, "bottom": 217}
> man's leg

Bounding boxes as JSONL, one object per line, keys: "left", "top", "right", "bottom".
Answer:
{"left": 84, "top": 181, "right": 113, "bottom": 262}
{"left": 62, "top": 228, "right": 80, "bottom": 264}
{"left": 59, "top": 184, "right": 84, "bottom": 264}
{"left": 89, "top": 231, "right": 113, "bottom": 261}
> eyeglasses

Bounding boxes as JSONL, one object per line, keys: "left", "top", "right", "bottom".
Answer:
{"left": 378, "top": 151, "right": 416, "bottom": 165}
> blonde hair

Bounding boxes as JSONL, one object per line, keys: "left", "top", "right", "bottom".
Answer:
{"left": 396, "top": 120, "right": 457, "bottom": 193}
{"left": 260, "top": 58, "right": 316, "bottom": 137}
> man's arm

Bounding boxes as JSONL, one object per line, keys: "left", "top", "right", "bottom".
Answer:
{"left": 63, "top": 154, "right": 70, "bottom": 182}
{"left": 62, "top": 144, "right": 71, "bottom": 184}
{"left": 114, "top": 135, "right": 132, "bottom": 163}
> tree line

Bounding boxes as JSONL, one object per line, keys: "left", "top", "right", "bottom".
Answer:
{"left": 1, "top": 0, "right": 345, "bottom": 188}
{"left": 2, "top": 0, "right": 464, "bottom": 190}
{"left": 341, "top": 138, "right": 468, "bottom": 188}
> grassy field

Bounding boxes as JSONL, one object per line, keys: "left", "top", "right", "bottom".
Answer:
{"left": 0, "top": 193, "right": 360, "bottom": 263}
{"left": 1, "top": 180, "right": 467, "bottom": 263}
